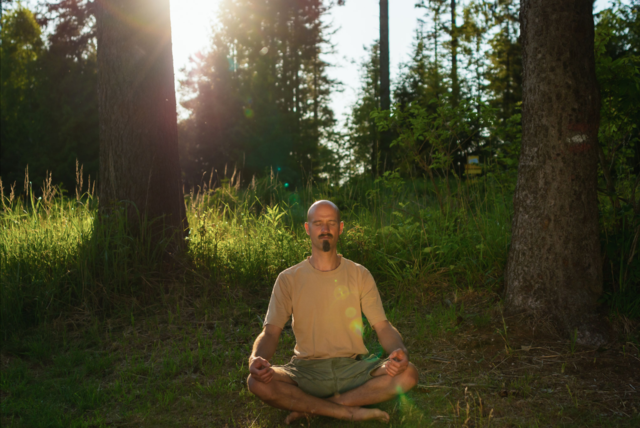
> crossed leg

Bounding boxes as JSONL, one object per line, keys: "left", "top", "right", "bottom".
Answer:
{"left": 247, "top": 363, "right": 419, "bottom": 425}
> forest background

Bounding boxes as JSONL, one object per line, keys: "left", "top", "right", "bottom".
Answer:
{"left": 1, "top": 0, "right": 640, "bottom": 426}
{"left": 2, "top": 0, "right": 639, "bottom": 313}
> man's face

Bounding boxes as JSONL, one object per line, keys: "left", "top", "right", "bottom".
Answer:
{"left": 304, "top": 203, "right": 343, "bottom": 253}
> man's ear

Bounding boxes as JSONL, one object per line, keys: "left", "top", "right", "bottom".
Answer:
{"left": 339, "top": 221, "right": 344, "bottom": 235}
{"left": 304, "top": 222, "right": 310, "bottom": 236}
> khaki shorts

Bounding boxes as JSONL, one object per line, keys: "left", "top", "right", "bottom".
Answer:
{"left": 273, "top": 355, "right": 388, "bottom": 398}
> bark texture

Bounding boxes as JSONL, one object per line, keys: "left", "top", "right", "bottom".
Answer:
{"left": 505, "top": 0, "right": 605, "bottom": 345}
{"left": 377, "top": 0, "right": 391, "bottom": 176}
{"left": 96, "top": 0, "right": 187, "bottom": 249}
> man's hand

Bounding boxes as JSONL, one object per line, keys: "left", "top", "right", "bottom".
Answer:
{"left": 385, "top": 349, "right": 409, "bottom": 377}
{"left": 249, "top": 356, "right": 274, "bottom": 383}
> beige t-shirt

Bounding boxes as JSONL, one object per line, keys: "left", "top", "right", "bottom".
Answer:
{"left": 264, "top": 256, "right": 387, "bottom": 360}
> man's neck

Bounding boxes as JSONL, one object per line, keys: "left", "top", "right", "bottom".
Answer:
{"left": 308, "top": 250, "right": 341, "bottom": 272}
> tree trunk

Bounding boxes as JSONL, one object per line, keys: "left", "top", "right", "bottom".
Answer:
{"left": 504, "top": 19, "right": 511, "bottom": 118}
{"left": 505, "top": 0, "right": 605, "bottom": 345}
{"left": 96, "top": 0, "right": 187, "bottom": 251}
{"left": 377, "top": 0, "right": 390, "bottom": 176}
{"left": 379, "top": 0, "right": 390, "bottom": 114}
{"left": 434, "top": 10, "right": 440, "bottom": 95}
{"left": 450, "top": 0, "right": 459, "bottom": 105}
{"left": 313, "top": 48, "right": 319, "bottom": 124}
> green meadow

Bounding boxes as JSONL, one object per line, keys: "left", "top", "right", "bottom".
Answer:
{"left": 1, "top": 172, "right": 638, "bottom": 427}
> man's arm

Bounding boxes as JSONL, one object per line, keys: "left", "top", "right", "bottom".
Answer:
{"left": 372, "top": 320, "right": 410, "bottom": 377}
{"left": 248, "top": 324, "right": 282, "bottom": 383}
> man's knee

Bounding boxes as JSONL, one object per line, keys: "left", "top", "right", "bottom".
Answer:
{"left": 398, "top": 363, "right": 419, "bottom": 392}
{"left": 247, "top": 374, "right": 275, "bottom": 401}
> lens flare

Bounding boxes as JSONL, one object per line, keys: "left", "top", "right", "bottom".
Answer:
{"left": 333, "top": 286, "right": 349, "bottom": 300}
{"left": 345, "top": 307, "right": 356, "bottom": 318}
{"left": 100, "top": 1, "right": 160, "bottom": 34}
{"left": 349, "top": 318, "right": 363, "bottom": 336}
{"left": 395, "top": 384, "right": 423, "bottom": 422}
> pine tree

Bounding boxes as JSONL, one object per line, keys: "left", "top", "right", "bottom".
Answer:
{"left": 345, "top": 42, "right": 381, "bottom": 178}
{"left": 0, "top": 6, "right": 44, "bottom": 186}
{"left": 394, "top": 24, "right": 430, "bottom": 109}
{"left": 485, "top": 0, "right": 522, "bottom": 122}
{"left": 418, "top": 0, "right": 448, "bottom": 100}
{"left": 395, "top": 19, "right": 450, "bottom": 110}
{"left": 0, "top": 2, "right": 99, "bottom": 190}
{"left": 448, "top": 0, "right": 461, "bottom": 105}
{"left": 460, "top": 0, "right": 492, "bottom": 103}
{"left": 179, "top": 0, "right": 336, "bottom": 187}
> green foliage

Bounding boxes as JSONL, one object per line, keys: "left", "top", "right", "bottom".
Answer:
{"left": 371, "top": 96, "right": 504, "bottom": 212}
{"left": 343, "top": 42, "right": 383, "bottom": 177}
{"left": 178, "top": 0, "right": 336, "bottom": 188}
{"left": 2, "top": 3, "right": 640, "bottom": 426}
{"left": 0, "top": 2, "right": 98, "bottom": 192}
{"left": 347, "top": 0, "right": 524, "bottom": 177}
{"left": 1, "top": 6, "right": 44, "bottom": 182}
{"left": 483, "top": 0, "right": 522, "bottom": 122}
{"left": 1, "top": 167, "right": 515, "bottom": 335}
{"left": 394, "top": 24, "right": 447, "bottom": 116}
{"left": 1, "top": 0, "right": 638, "bottom": 324}
{"left": 0, "top": 167, "right": 180, "bottom": 334}
{"left": 595, "top": 2, "right": 640, "bottom": 314}
{"left": 373, "top": 98, "right": 480, "bottom": 173}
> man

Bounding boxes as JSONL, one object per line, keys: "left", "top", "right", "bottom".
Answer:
{"left": 247, "top": 200, "right": 418, "bottom": 424}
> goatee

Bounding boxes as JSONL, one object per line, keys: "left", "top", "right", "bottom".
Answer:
{"left": 322, "top": 240, "right": 331, "bottom": 252}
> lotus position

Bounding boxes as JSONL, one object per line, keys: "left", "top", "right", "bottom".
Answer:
{"left": 247, "top": 200, "right": 419, "bottom": 424}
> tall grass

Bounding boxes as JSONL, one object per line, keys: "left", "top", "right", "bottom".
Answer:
{"left": 1, "top": 169, "right": 512, "bottom": 337}
{"left": 185, "top": 171, "right": 512, "bottom": 294}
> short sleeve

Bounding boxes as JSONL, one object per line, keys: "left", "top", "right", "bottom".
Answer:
{"left": 264, "top": 274, "right": 292, "bottom": 328}
{"left": 360, "top": 269, "right": 387, "bottom": 327}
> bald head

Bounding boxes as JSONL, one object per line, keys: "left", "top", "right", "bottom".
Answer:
{"left": 307, "top": 200, "right": 341, "bottom": 223}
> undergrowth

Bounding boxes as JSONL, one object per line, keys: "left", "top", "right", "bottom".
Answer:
{"left": 1, "top": 170, "right": 513, "bottom": 337}
{"left": 1, "top": 169, "right": 639, "bottom": 427}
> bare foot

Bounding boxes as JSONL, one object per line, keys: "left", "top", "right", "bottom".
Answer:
{"left": 350, "top": 407, "right": 390, "bottom": 423}
{"left": 284, "top": 411, "right": 311, "bottom": 425}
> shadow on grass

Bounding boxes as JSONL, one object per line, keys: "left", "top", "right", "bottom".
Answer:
{"left": 1, "top": 284, "right": 638, "bottom": 427}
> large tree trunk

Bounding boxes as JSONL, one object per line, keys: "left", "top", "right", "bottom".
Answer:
{"left": 375, "top": 0, "right": 390, "bottom": 176}
{"left": 505, "top": 0, "right": 605, "bottom": 345}
{"left": 96, "top": 0, "right": 187, "bottom": 251}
